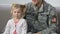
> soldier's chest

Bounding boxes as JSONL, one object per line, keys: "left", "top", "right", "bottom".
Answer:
{"left": 26, "top": 7, "right": 49, "bottom": 21}
{"left": 26, "top": 8, "right": 50, "bottom": 30}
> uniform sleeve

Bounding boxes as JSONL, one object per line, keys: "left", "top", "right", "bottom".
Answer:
{"left": 2, "top": 20, "right": 10, "bottom": 34}
{"left": 41, "top": 6, "right": 58, "bottom": 34}
{"left": 22, "top": 20, "right": 27, "bottom": 34}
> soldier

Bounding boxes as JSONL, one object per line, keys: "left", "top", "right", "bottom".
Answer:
{"left": 25, "top": 0, "right": 58, "bottom": 34}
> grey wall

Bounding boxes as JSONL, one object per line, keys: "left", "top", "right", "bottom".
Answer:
{"left": 0, "top": 5, "right": 11, "bottom": 34}
{"left": 0, "top": 0, "right": 60, "bottom": 7}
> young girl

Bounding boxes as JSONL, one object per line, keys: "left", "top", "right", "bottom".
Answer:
{"left": 3, "top": 4, "right": 27, "bottom": 34}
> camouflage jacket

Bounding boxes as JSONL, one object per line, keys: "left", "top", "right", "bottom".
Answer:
{"left": 25, "top": 1, "right": 58, "bottom": 33}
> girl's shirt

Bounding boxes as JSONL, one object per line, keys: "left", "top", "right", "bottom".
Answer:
{"left": 3, "top": 18, "right": 27, "bottom": 34}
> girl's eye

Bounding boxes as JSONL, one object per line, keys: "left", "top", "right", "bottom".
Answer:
{"left": 14, "top": 11, "right": 21, "bottom": 13}
{"left": 17, "top": 11, "right": 20, "bottom": 13}
{"left": 14, "top": 11, "right": 16, "bottom": 13}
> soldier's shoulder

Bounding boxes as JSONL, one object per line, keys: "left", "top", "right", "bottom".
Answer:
{"left": 44, "top": 1, "right": 56, "bottom": 10}
{"left": 26, "top": 2, "right": 32, "bottom": 6}
{"left": 26, "top": 2, "right": 32, "bottom": 8}
{"left": 44, "top": 1, "right": 55, "bottom": 9}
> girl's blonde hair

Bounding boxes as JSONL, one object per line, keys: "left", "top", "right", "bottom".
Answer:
{"left": 11, "top": 3, "right": 26, "bottom": 17}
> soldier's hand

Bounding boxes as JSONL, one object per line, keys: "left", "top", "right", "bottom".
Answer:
{"left": 34, "top": 32, "right": 41, "bottom": 34}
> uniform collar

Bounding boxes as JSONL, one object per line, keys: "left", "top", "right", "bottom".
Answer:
{"left": 31, "top": 3, "right": 43, "bottom": 13}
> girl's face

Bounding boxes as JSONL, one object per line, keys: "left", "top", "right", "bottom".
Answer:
{"left": 12, "top": 8, "right": 22, "bottom": 19}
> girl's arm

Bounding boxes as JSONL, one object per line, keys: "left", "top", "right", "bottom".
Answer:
{"left": 2, "top": 20, "right": 10, "bottom": 34}
{"left": 22, "top": 19, "right": 27, "bottom": 34}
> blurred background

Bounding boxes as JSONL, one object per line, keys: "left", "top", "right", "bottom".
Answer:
{"left": 0, "top": 0, "right": 60, "bottom": 34}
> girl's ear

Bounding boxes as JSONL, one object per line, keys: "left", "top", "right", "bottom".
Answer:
{"left": 10, "top": 10, "right": 13, "bottom": 18}
{"left": 11, "top": 10, "right": 13, "bottom": 14}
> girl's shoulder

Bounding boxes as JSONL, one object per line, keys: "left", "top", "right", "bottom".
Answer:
{"left": 7, "top": 19, "right": 13, "bottom": 24}
{"left": 8, "top": 19, "right": 13, "bottom": 22}
{"left": 6, "top": 19, "right": 13, "bottom": 25}
{"left": 20, "top": 18, "right": 27, "bottom": 25}
{"left": 21, "top": 18, "right": 26, "bottom": 20}
{"left": 20, "top": 18, "right": 26, "bottom": 22}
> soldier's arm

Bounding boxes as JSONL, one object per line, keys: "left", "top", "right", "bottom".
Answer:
{"left": 49, "top": 7, "right": 58, "bottom": 31}
{"left": 41, "top": 6, "right": 58, "bottom": 34}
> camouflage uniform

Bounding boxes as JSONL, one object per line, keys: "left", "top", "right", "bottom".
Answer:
{"left": 25, "top": 1, "right": 58, "bottom": 34}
